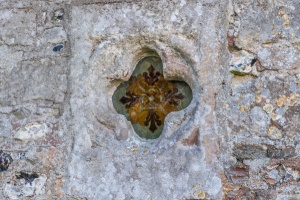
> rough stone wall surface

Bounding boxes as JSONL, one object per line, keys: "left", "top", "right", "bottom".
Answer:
{"left": 0, "top": 0, "right": 299, "bottom": 199}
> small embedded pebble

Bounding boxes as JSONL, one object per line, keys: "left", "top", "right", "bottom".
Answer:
{"left": 0, "top": 151, "right": 13, "bottom": 172}
{"left": 54, "top": 10, "right": 64, "bottom": 21}
{"left": 53, "top": 45, "right": 64, "bottom": 52}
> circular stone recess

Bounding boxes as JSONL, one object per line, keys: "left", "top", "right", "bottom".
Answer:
{"left": 112, "top": 56, "right": 192, "bottom": 139}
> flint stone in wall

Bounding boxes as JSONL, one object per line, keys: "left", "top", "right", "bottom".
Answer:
{"left": 229, "top": 50, "right": 258, "bottom": 76}
{"left": 4, "top": 174, "right": 47, "bottom": 199}
{"left": 14, "top": 122, "right": 50, "bottom": 140}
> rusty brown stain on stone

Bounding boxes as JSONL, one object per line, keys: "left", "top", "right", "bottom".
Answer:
{"left": 264, "top": 177, "right": 277, "bottom": 185}
{"left": 45, "top": 147, "right": 58, "bottom": 167}
{"left": 263, "top": 158, "right": 300, "bottom": 185}
{"left": 55, "top": 176, "right": 64, "bottom": 197}
{"left": 268, "top": 158, "right": 300, "bottom": 171}
{"left": 225, "top": 162, "right": 249, "bottom": 184}
{"left": 182, "top": 128, "right": 199, "bottom": 146}
{"left": 222, "top": 170, "right": 243, "bottom": 200}
{"left": 225, "top": 185, "right": 276, "bottom": 200}
{"left": 266, "top": 146, "right": 296, "bottom": 159}
{"left": 11, "top": 122, "right": 21, "bottom": 131}
{"left": 233, "top": 144, "right": 267, "bottom": 160}
{"left": 202, "top": 134, "right": 220, "bottom": 163}
{"left": 225, "top": 186, "right": 251, "bottom": 200}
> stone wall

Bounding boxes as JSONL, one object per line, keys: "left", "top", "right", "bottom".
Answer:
{"left": 0, "top": 0, "right": 299, "bottom": 199}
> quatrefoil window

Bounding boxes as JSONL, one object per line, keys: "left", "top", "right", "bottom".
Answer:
{"left": 113, "top": 56, "right": 192, "bottom": 139}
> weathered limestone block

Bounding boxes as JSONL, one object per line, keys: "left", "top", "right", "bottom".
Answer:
{"left": 228, "top": 0, "right": 300, "bottom": 75}
{"left": 0, "top": 46, "right": 23, "bottom": 106}
{"left": 225, "top": 70, "right": 300, "bottom": 197}
{"left": 40, "top": 27, "right": 67, "bottom": 44}
{"left": 65, "top": 1, "right": 226, "bottom": 199}
{"left": 0, "top": 0, "right": 35, "bottom": 9}
{"left": 258, "top": 44, "right": 300, "bottom": 70}
{"left": 0, "top": 9, "right": 36, "bottom": 46}
{"left": 1, "top": 57, "right": 67, "bottom": 106}
{"left": 227, "top": 72, "right": 300, "bottom": 139}
{"left": 231, "top": 0, "right": 300, "bottom": 50}
{"left": 250, "top": 106, "right": 270, "bottom": 132}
